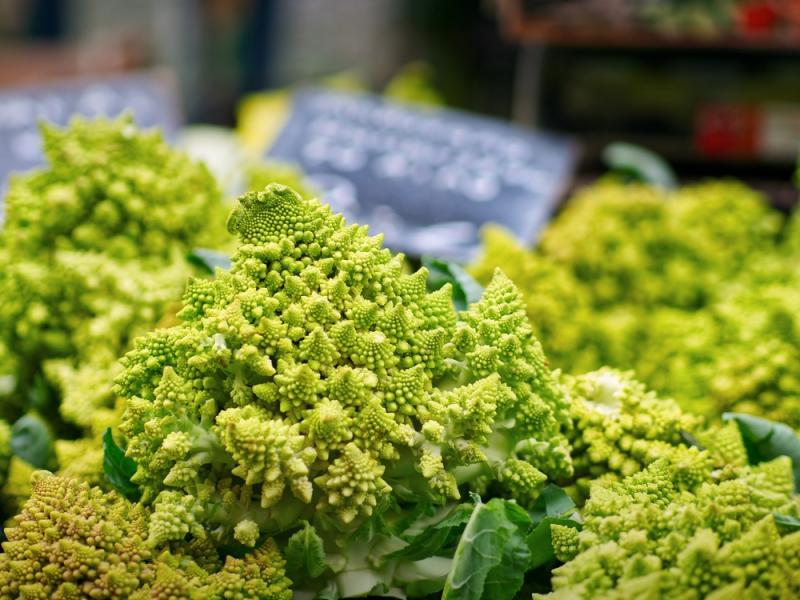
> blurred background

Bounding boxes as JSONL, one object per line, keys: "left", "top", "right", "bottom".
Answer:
{"left": 1, "top": 0, "right": 800, "bottom": 202}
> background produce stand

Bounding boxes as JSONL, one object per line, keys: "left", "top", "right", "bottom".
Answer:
{"left": 0, "top": 1, "right": 799, "bottom": 599}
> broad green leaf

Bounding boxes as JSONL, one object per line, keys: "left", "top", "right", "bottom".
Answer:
{"left": 387, "top": 504, "right": 473, "bottom": 561}
{"left": 422, "top": 256, "right": 484, "bottom": 311}
{"left": 723, "top": 412, "right": 800, "bottom": 491}
{"left": 530, "top": 484, "right": 575, "bottom": 523}
{"left": 481, "top": 501, "right": 535, "bottom": 599}
{"left": 187, "top": 248, "right": 232, "bottom": 274}
{"left": 102, "top": 428, "right": 141, "bottom": 501}
{"left": 603, "top": 142, "right": 677, "bottom": 190}
{"left": 442, "top": 498, "right": 532, "bottom": 600}
{"left": 774, "top": 512, "right": 800, "bottom": 533}
{"left": 10, "top": 414, "right": 55, "bottom": 469}
{"left": 286, "top": 521, "right": 328, "bottom": 580}
{"left": 351, "top": 495, "right": 407, "bottom": 541}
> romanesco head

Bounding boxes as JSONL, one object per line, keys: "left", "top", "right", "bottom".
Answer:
{"left": 539, "top": 450, "right": 798, "bottom": 599}
{"left": 472, "top": 176, "right": 800, "bottom": 429}
{"left": 563, "top": 368, "right": 703, "bottom": 498}
{"left": 0, "top": 471, "right": 157, "bottom": 598}
{"left": 0, "top": 472, "right": 294, "bottom": 599}
{"left": 3, "top": 115, "right": 222, "bottom": 260}
{"left": 117, "top": 184, "right": 572, "bottom": 548}
{"left": 0, "top": 116, "right": 227, "bottom": 431}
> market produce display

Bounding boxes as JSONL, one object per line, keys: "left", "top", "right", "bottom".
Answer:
{"left": 0, "top": 118, "right": 798, "bottom": 599}
{"left": 471, "top": 177, "right": 800, "bottom": 425}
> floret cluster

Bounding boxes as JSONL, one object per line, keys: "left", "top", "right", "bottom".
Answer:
{"left": 0, "top": 119, "right": 797, "bottom": 599}
{"left": 471, "top": 178, "right": 800, "bottom": 425}
{"left": 0, "top": 116, "right": 227, "bottom": 515}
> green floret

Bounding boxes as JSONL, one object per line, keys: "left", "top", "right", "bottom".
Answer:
{"left": 130, "top": 540, "right": 292, "bottom": 600}
{"left": 469, "top": 227, "right": 599, "bottom": 372}
{"left": 537, "top": 451, "right": 799, "bottom": 599}
{"left": 563, "top": 368, "right": 703, "bottom": 499}
{"left": 116, "top": 183, "right": 572, "bottom": 597}
{"left": 538, "top": 179, "right": 687, "bottom": 309}
{"left": 53, "top": 437, "right": 107, "bottom": 488}
{"left": 667, "top": 180, "right": 782, "bottom": 273}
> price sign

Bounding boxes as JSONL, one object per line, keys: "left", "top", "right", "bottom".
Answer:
{"left": 0, "top": 71, "right": 181, "bottom": 189}
{"left": 268, "top": 88, "right": 578, "bottom": 260}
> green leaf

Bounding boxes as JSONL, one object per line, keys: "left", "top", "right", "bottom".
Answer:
{"left": 102, "top": 428, "right": 141, "bottom": 501}
{"left": 387, "top": 504, "right": 473, "bottom": 561}
{"left": 10, "top": 414, "right": 55, "bottom": 469}
{"left": 530, "top": 484, "right": 575, "bottom": 523}
{"left": 527, "top": 517, "right": 582, "bottom": 570}
{"left": 216, "top": 543, "right": 254, "bottom": 559}
{"left": 442, "top": 498, "right": 532, "bottom": 600}
{"left": 422, "top": 257, "right": 484, "bottom": 311}
{"left": 680, "top": 430, "right": 701, "bottom": 448}
{"left": 29, "top": 373, "right": 55, "bottom": 413}
{"left": 286, "top": 521, "right": 328, "bottom": 580}
{"left": 774, "top": 512, "right": 800, "bottom": 533}
{"left": 602, "top": 142, "right": 678, "bottom": 190}
{"left": 481, "top": 502, "right": 535, "bottom": 599}
{"left": 351, "top": 495, "right": 407, "bottom": 542}
{"left": 315, "top": 582, "right": 340, "bottom": 600}
{"left": 723, "top": 412, "right": 800, "bottom": 492}
{"left": 187, "top": 248, "right": 232, "bottom": 274}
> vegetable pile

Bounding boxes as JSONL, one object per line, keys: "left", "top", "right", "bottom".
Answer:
{"left": 471, "top": 177, "right": 800, "bottom": 426}
{"left": 0, "top": 119, "right": 798, "bottom": 599}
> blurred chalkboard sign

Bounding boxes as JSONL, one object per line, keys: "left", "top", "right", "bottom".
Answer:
{"left": 0, "top": 71, "right": 181, "bottom": 189}
{"left": 268, "top": 88, "right": 577, "bottom": 260}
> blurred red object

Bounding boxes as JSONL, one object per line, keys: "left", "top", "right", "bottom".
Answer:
{"left": 739, "top": 2, "right": 778, "bottom": 33}
{"left": 738, "top": 0, "right": 800, "bottom": 33}
{"left": 695, "top": 104, "right": 759, "bottom": 158}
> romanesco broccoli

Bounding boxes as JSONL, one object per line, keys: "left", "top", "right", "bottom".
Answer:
{"left": 0, "top": 116, "right": 227, "bottom": 446}
{"left": 563, "top": 368, "right": 702, "bottom": 499}
{"left": 115, "top": 183, "right": 573, "bottom": 596}
{"left": 538, "top": 450, "right": 799, "bottom": 599}
{"left": 471, "top": 177, "right": 799, "bottom": 424}
{"left": 0, "top": 471, "right": 292, "bottom": 599}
